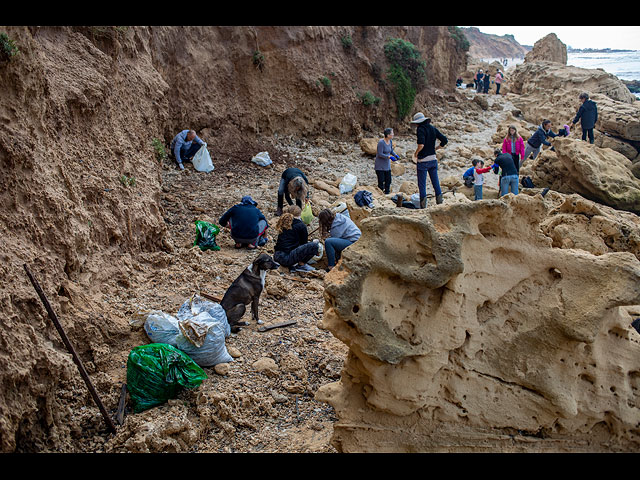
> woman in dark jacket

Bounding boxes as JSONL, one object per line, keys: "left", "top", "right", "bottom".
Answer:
{"left": 273, "top": 206, "right": 319, "bottom": 272}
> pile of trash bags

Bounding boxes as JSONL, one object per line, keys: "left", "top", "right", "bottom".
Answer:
{"left": 126, "top": 294, "right": 233, "bottom": 412}
{"left": 142, "top": 295, "right": 233, "bottom": 367}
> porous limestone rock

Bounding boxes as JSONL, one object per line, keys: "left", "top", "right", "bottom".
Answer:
{"left": 316, "top": 194, "right": 640, "bottom": 452}
{"left": 524, "top": 33, "right": 567, "bottom": 65}
{"left": 522, "top": 137, "right": 640, "bottom": 214}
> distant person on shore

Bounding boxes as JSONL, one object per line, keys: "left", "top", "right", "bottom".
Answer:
{"left": 276, "top": 167, "right": 309, "bottom": 216}
{"left": 471, "top": 159, "right": 492, "bottom": 200}
{"left": 522, "top": 120, "right": 559, "bottom": 166}
{"left": 411, "top": 112, "right": 448, "bottom": 208}
{"left": 375, "top": 128, "right": 398, "bottom": 195}
{"left": 492, "top": 148, "right": 519, "bottom": 196}
{"left": 501, "top": 125, "right": 525, "bottom": 174}
{"left": 476, "top": 69, "right": 484, "bottom": 92}
{"left": 495, "top": 70, "right": 504, "bottom": 94}
{"left": 170, "top": 129, "right": 206, "bottom": 170}
{"left": 218, "top": 195, "right": 269, "bottom": 249}
{"left": 571, "top": 92, "right": 598, "bottom": 144}
{"left": 318, "top": 209, "right": 361, "bottom": 272}
{"left": 483, "top": 72, "right": 491, "bottom": 94}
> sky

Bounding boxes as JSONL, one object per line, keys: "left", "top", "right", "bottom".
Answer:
{"left": 463, "top": 26, "right": 640, "bottom": 51}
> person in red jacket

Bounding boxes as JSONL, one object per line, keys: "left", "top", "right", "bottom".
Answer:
{"left": 501, "top": 125, "right": 526, "bottom": 175}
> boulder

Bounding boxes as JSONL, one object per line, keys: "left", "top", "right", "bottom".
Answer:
{"left": 316, "top": 194, "right": 640, "bottom": 452}
{"left": 525, "top": 137, "right": 640, "bottom": 214}
{"left": 524, "top": 33, "right": 567, "bottom": 65}
{"left": 359, "top": 138, "right": 378, "bottom": 156}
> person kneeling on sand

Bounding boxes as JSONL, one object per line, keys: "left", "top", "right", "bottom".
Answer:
{"left": 318, "top": 208, "right": 361, "bottom": 272}
{"left": 273, "top": 206, "right": 319, "bottom": 273}
{"left": 218, "top": 195, "right": 268, "bottom": 249}
{"left": 276, "top": 167, "right": 310, "bottom": 216}
{"left": 170, "top": 129, "right": 207, "bottom": 170}
{"left": 492, "top": 148, "right": 519, "bottom": 196}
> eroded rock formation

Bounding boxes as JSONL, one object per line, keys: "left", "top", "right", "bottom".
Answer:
{"left": 317, "top": 193, "right": 640, "bottom": 452}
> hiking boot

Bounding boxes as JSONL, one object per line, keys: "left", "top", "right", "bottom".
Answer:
{"left": 275, "top": 207, "right": 283, "bottom": 216}
{"left": 420, "top": 197, "right": 427, "bottom": 209}
{"left": 436, "top": 194, "right": 444, "bottom": 205}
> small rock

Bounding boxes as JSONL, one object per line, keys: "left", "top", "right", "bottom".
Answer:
{"left": 253, "top": 357, "right": 279, "bottom": 376}
{"left": 214, "top": 363, "right": 230, "bottom": 375}
{"left": 227, "top": 346, "right": 242, "bottom": 358}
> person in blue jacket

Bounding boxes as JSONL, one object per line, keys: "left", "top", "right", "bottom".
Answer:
{"left": 218, "top": 196, "right": 268, "bottom": 249}
{"left": 522, "top": 120, "right": 558, "bottom": 167}
{"left": 571, "top": 92, "right": 598, "bottom": 144}
{"left": 170, "top": 129, "right": 206, "bottom": 170}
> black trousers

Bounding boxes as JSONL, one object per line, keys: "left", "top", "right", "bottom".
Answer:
{"left": 274, "top": 242, "right": 319, "bottom": 267}
{"left": 376, "top": 169, "right": 392, "bottom": 194}
{"left": 582, "top": 128, "right": 595, "bottom": 144}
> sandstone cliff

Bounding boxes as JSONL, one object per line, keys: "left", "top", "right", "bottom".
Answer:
{"left": 462, "top": 27, "right": 529, "bottom": 60}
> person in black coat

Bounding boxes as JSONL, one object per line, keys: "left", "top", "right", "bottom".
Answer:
{"left": 492, "top": 149, "right": 519, "bottom": 196}
{"left": 219, "top": 196, "right": 268, "bottom": 249}
{"left": 276, "top": 167, "right": 309, "bottom": 216}
{"left": 483, "top": 72, "right": 491, "bottom": 94}
{"left": 571, "top": 92, "right": 598, "bottom": 144}
{"left": 273, "top": 206, "right": 319, "bottom": 272}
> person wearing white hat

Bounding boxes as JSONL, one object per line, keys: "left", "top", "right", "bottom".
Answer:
{"left": 411, "top": 112, "right": 448, "bottom": 208}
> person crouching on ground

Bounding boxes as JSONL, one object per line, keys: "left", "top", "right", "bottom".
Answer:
{"left": 471, "top": 159, "right": 492, "bottom": 200}
{"left": 410, "top": 112, "right": 448, "bottom": 208}
{"left": 375, "top": 128, "right": 398, "bottom": 195}
{"left": 170, "top": 129, "right": 206, "bottom": 170}
{"left": 492, "top": 148, "right": 519, "bottom": 196}
{"left": 318, "top": 209, "right": 361, "bottom": 272}
{"left": 501, "top": 125, "right": 525, "bottom": 175}
{"left": 276, "top": 167, "right": 310, "bottom": 216}
{"left": 218, "top": 195, "right": 268, "bottom": 249}
{"left": 273, "top": 206, "right": 318, "bottom": 273}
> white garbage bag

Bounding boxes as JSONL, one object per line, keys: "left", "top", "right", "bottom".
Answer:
{"left": 142, "top": 294, "right": 233, "bottom": 367}
{"left": 192, "top": 143, "right": 215, "bottom": 173}
{"left": 339, "top": 173, "right": 357, "bottom": 194}
{"left": 251, "top": 151, "right": 273, "bottom": 167}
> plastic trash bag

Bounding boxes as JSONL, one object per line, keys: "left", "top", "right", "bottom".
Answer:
{"left": 339, "top": 173, "right": 357, "bottom": 194}
{"left": 142, "top": 295, "right": 233, "bottom": 367}
{"left": 192, "top": 144, "right": 215, "bottom": 173}
{"left": 175, "top": 296, "right": 233, "bottom": 367}
{"left": 194, "top": 220, "right": 221, "bottom": 251}
{"left": 126, "top": 343, "right": 207, "bottom": 413}
{"left": 251, "top": 151, "right": 272, "bottom": 167}
{"left": 144, "top": 312, "right": 181, "bottom": 345}
{"left": 301, "top": 202, "right": 314, "bottom": 225}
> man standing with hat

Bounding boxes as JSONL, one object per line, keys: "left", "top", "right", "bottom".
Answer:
{"left": 411, "top": 112, "right": 448, "bottom": 208}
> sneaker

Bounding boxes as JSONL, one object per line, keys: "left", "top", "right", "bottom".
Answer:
{"left": 295, "top": 264, "right": 315, "bottom": 272}
{"left": 178, "top": 163, "right": 185, "bottom": 170}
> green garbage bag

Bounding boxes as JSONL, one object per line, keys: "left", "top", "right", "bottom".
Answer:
{"left": 126, "top": 343, "right": 208, "bottom": 413}
{"left": 193, "top": 220, "right": 221, "bottom": 251}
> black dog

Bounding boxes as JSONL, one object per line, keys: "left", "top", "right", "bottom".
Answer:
{"left": 221, "top": 253, "right": 279, "bottom": 333}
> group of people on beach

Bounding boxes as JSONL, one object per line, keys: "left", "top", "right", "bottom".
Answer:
{"left": 167, "top": 82, "right": 598, "bottom": 274}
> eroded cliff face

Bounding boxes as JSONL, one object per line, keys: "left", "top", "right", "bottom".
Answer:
{"left": 317, "top": 194, "right": 640, "bottom": 452}
{"left": 0, "top": 25, "right": 465, "bottom": 452}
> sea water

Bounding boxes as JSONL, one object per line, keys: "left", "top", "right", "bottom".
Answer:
{"left": 483, "top": 51, "right": 640, "bottom": 99}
